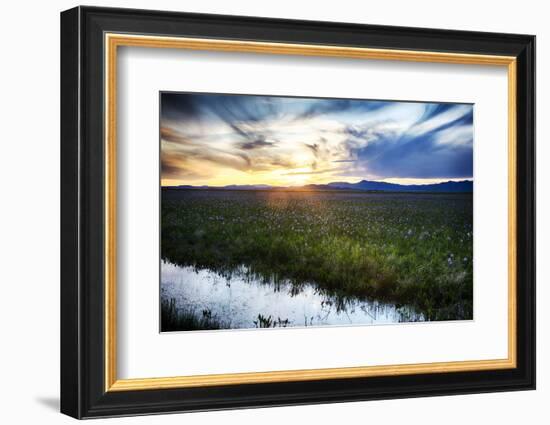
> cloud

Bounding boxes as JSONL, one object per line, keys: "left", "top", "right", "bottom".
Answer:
{"left": 304, "top": 143, "right": 320, "bottom": 156}
{"left": 160, "top": 93, "right": 473, "bottom": 184}
{"left": 284, "top": 167, "right": 342, "bottom": 176}
{"left": 295, "top": 98, "right": 390, "bottom": 120}
{"left": 238, "top": 135, "right": 277, "bottom": 150}
{"left": 350, "top": 105, "right": 473, "bottom": 179}
{"left": 161, "top": 126, "right": 252, "bottom": 172}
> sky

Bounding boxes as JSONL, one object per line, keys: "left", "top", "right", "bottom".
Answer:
{"left": 160, "top": 92, "right": 473, "bottom": 187}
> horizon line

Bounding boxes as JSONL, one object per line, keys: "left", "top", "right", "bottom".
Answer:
{"left": 161, "top": 178, "right": 474, "bottom": 188}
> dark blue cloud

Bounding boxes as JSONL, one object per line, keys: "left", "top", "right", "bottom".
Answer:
{"left": 419, "top": 103, "right": 457, "bottom": 121}
{"left": 352, "top": 105, "right": 473, "bottom": 179}
{"left": 161, "top": 92, "right": 203, "bottom": 122}
{"left": 295, "top": 99, "right": 390, "bottom": 120}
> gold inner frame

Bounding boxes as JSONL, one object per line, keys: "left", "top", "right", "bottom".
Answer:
{"left": 104, "top": 33, "right": 518, "bottom": 392}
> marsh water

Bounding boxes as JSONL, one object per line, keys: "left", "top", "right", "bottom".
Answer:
{"left": 161, "top": 260, "right": 423, "bottom": 330}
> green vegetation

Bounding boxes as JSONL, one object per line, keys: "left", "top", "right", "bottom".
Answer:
{"left": 161, "top": 190, "right": 473, "bottom": 321}
{"left": 253, "top": 314, "right": 290, "bottom": 328}
{"left": 161, "top": 298, "right": 228, "bottom": 331}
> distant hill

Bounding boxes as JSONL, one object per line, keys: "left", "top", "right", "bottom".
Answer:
{"left": 222, "top": 184, "right": 273, "bottom": 190}
{"left": 326, "top": 179, "right": 473, "bottom": 193}
{"left": 164, "top": 180, "right": 473, "bottom": 193}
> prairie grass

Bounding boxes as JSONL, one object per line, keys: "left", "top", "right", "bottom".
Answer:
{"left": 161, "top": 190, "right": 473, "bottom": 321}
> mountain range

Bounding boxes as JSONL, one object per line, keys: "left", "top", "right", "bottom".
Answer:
{"left": 165, "top": 180, "right": 473, "bottom": 193}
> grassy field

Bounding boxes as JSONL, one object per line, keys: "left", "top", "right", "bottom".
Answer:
{"left": 161, "top": 189, "right": 473, "bottom": 322}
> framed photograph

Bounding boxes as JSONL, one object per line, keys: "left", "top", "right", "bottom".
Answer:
{"left": 60, "top": 6, "right": 535, "bottom": 419}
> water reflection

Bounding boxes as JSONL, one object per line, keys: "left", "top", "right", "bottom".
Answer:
{"left": 161, "top": 260, "right": 422, "bottom": 330}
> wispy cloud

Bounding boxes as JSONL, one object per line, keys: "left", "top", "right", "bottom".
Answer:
{"left": 160, "top": 92, "right": 473, "bottom": 186}
{"left": 238, "top": 135, "right": 277, "bottom": 150}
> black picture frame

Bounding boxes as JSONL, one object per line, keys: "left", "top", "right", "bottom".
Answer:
{"left": 61, "top": 5, "right": 535, "bottom": 419}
